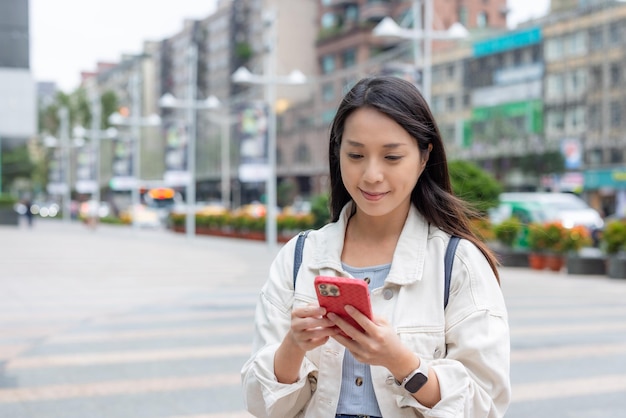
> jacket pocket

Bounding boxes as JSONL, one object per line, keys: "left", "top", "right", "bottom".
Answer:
{"left": 397, "top": 327, "right": 447, "bottom": 361}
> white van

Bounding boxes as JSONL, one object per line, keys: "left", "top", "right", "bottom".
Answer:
{"left": 490, "top": 192, "right": 604, "bottom": 232}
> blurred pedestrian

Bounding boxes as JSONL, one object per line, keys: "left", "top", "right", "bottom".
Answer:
{"left": 24, "top": 200, "right": 34, "bottom": 227}
{"left": 242, "top": 76, "right": 510, "bottom": 417}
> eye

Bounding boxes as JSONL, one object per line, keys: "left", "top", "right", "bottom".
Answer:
{"left": 347, "top": 153, "right": 363, "bottom": 160}
{"left": 385, "top": 155, "right": 402, "bottom": 161}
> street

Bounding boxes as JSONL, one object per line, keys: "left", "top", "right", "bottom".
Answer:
{"left": 1, "top": 220, "right": 625, "bottom": 417}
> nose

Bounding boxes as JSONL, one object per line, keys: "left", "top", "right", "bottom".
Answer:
{"left": 363, "top": 159, "right": 384, "bottom": 184}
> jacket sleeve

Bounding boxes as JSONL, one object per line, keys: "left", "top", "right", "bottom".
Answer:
{"left": 404, "top": 241, "right": 511, "bottom": 417}
{"left": 241, "top": 237, "right": 318, "bottom": 418}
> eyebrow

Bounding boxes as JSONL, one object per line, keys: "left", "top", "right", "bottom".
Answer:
{"left": 344, "top": 139, "right": 407, "bottom": 149}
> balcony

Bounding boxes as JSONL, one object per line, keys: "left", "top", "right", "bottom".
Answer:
{"left": 360, "top": 0, "right": 391, "bottom": 22}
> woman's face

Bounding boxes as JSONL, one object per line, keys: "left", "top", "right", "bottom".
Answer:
{"left": 339, "top": 107, "right": 429, "bottom": 220}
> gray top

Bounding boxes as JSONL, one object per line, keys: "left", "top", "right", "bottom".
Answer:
{"left": 335, "top": 262, "right": 391, "bottom": 417}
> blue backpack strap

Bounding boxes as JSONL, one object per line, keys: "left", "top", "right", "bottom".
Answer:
{"left": 293, "top": 230, "right": 311, "bottom": 288}
{"left": 444, "top": 236, "right": 461, "bottom": 309}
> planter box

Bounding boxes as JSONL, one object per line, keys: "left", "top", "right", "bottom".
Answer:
{"left": 566, "top": 255, "right": 606, "bottom": 275}
{"left": 607, "top": 254, "right": 626, "bottom": 279}
{"left": 497, "top": 249, "right": 530, "bottom": 268}
{"left": 0, "top": 208, "right": 19, "bottom": 226}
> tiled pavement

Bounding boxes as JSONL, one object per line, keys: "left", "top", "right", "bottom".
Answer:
{"left": 1, "top": 220, "right": 626, "bottom": 417}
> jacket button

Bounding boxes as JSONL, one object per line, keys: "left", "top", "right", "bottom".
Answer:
{"left": 434, "top": 347, "right": 443, "bottom": 358}
{"left": 364, "top": 277, "right": 371, "bottom": 284}
{"left": 383, "top": 288, "right": 393, "bottom": 300}
{"left": 355, "top": 377, "right": 363, "bottom": 386}
{"left": 386, "top": 376, "right": 395, "bottom": 385}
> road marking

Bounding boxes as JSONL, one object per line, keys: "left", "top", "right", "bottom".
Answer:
{"left": 0, "top": 373, "right": 241, "bottom": 403}
{"left": 512, "top": 342, "right": 626, "bottom": 362}
{"left": 512, "top": 374, "right": 626, "bottom": 402}
{"left": 5, "top": 345, "right": 253, "bottom": 369}
{"left": 511, "top": 321, "right": 626, "bottom": 337}
{"left": 46, "top": 324, "right": 254, "bottom": 344}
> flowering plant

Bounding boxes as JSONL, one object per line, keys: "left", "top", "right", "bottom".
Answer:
{"left": 562, "top": 225, "right": 593, "bottom": 253}
{"left": 527, "top": 221, "right": 568, "bottom": 253}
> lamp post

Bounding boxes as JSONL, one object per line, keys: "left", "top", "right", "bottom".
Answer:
{"left": 231, "top": 66, "right": 307, "bottom": 250}
{"left": 73, "top": 92, "right": 119, "bottom": 228}
{"left": 158, "top": 40, "right": 227, "bottom": 239}
{"left": 44, "top": 107, "right": 73, "bottom": 223}
{"left": 373, "top": 0, "right": 468, "bottom": 104}
{"left": 161, "top": 94, "right": 235, "bottom": 211}
{"left": 108, "top": 73, "right": 161, "bottom": 230}
{"left": 231, "top": 10, "right": 307, "bottom": 251}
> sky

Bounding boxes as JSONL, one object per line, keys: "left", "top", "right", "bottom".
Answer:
{"left": 30, "top": 0, "right": 550, "bottom": 92}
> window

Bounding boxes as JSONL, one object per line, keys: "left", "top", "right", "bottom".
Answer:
{"left": 589, "top": 27, "right": 603, "bottom": 50}
{"left": 295, "top": 144, "right": 310, "bottom": 163}
{"left": 345, "top": 5, "right": 358, "bottom": 22}
{"left": 446, "top": 64, "right": 455, "bottom": 79}
{"left": 611, "top": 64, "right": 621, "bottom": 87}
{"left": 590, "top": 66, "right": 602, "bottom": 89}
{"left": 546, "top": 74, "right": 564, "bottom": 99}
{"left": 587, "top": 104, "right": 600, "bottom": 130}
{"left": 321, "top": 55, "right": 335, "bottom": 74}
{"left": 459, "top": 6, "right": 468, "bottom": 26}
{"left": 321, "top": 13, "right": 337, "bottom": 29}
{"left": 322, "top": 82, "right": 335, "bottom": 102}
{"left": 609, "top": 22, "right": 622, "bottom": 45}
{"left": 477, "top": 11, "right": 488, "bottom": 28}
{"left": 342, "top": 48, "right": 356, "bottom": 68}
{"left": 611, "top": 101, "right": 622, "bottom": 127}
{"left": 446, "top": 96, "right": 455, "bottom": 111}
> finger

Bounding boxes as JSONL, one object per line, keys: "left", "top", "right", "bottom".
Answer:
{"left": 293, "top": 305, "right": 326, "bottom": 319}
{"left": 343, "top": 305, "right": 375, "bottom": 333}
{"left": 327, "top": 312, "right": 362, "bottom": 340}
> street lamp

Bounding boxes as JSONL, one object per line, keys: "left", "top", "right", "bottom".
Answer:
{"left": 231, "top": 64, "right": 307, "bottom": 251}
{"left": 73, "top": 91, "right": 119, "bottom": 228}
{"left": 373, "top": 0, "right": 468, "bottom": 104}
{"left": 43, "top": 108, "right": 87, "bottom": 223}
{"left": 158, "top": 88, "right": 221, "bottom": 240}
{"left": 108, "top": 74, "right": 161, "bottom": 230}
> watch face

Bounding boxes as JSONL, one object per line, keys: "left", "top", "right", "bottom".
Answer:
{"left": 405, "top": 372, "right": 428, "bottom": 393}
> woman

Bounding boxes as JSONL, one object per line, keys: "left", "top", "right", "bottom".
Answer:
{"left": 241, "top": 76, "right": 510, "bottom": 417}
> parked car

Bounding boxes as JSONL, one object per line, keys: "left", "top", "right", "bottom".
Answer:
{"left": 489, "top": 192, "right": 604, "bottom": 248}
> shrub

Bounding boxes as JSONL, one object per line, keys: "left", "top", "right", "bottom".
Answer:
{"left": 493, "top": 216, "right": 522, "bottom": 248}
{"left": 562, "top": 225, "right": 593, "bottom": 253}
{"left": 524, "top": 221, "right": 570, "bottom": 253}
{"left": 471, "top": 217, "right": 495, "bottom": 242}
{"left": 601, "top": 219, "right": 626, "bottom": 254}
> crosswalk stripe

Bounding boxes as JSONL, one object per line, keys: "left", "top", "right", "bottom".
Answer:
{"left": 512, "top": 374, "right": 626, "bottom": 402}
{"left": 511, "top": 321, "right": 626, "bottom": 336}
{"left": 0, "top": 373, "right": 241, "bottom": 403}
{"left": 5, "top": 345, "right": 253, "bottom": 369}
{"left": 511, "top": 342, "right": 626, "bottom": 362}
{"left": 45, "top": 324, "right": 254, "bottom": 344}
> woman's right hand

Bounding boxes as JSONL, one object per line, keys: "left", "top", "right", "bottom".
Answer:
{"left": 287, "top": 304, "right": 339, "bottom": 352}
{"left": 275, "top": 304, "right": 339, "bottom": 383}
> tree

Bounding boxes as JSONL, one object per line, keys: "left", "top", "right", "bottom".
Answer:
{"left": 448, "top": 160, "right": 502, "bottom": 214}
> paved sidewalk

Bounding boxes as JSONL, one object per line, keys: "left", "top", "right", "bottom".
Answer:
{"left": 1, "top": 220, "right": 625, "bottom": 417}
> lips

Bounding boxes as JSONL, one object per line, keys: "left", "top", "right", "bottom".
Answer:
{"left": 360, "top": 189, "right": 388, "bottom": 201}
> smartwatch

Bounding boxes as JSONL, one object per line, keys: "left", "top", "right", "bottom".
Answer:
{"left": 395, "top": 359, "right": 429, "bottom": 394}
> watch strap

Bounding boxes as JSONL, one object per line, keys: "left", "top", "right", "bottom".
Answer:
{"left": 394, "top": 359, "right": 429, "bottom": 394}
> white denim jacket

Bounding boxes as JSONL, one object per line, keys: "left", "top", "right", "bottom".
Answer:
{"left": 241, "top": 203, "right": 511, "bottom": 418}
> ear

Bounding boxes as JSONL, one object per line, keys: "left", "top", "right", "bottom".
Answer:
{"left": 421, "top": 143, "right": 433, "bottom": 167}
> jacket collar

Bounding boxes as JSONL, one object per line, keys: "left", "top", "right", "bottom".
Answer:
{"left": 310, "top": 201, "right": 430, "bottom": 285}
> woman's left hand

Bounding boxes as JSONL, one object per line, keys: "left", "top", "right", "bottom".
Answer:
{"left": 328, "top": 305, "right": 405, "bottom": 367}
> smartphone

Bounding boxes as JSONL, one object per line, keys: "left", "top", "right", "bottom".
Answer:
{"left": 314, "top": 275, "right": 373, "bottom": 334}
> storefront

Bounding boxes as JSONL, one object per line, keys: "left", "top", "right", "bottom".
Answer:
{"left": 584, "top": 168, "right": 626, "bottom": 218}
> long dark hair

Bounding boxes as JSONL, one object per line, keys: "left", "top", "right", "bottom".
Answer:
{"left": 328, "top": 76, "right": 500, "bottom": 282}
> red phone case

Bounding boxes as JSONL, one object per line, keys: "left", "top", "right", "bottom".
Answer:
{"left": 314, "top": 275, "right": 372, "bottom": 333}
